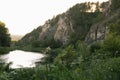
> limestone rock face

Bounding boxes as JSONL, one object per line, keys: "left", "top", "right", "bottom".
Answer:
{"left": 84, "top": 0, "right": 120, "bottom": 44}
{"left": 38, "top": 20, "right": 57, "bottom": 41}
{"left": 38, "top": 13, "right": 73, "bottom": 45}
{"left": 19, "top": 1, "right": 120, "bottom": 46}
{"left": 54, "top": 16, "right": 73, "bottom": 44}
{"left": 18, "top": 12, "right": 74, "bottom": 46}
{"left": 85, "top": 22, "right": 108, "bottom": 43}
{"left": 85, "top": 8, "right": 120, "bottom": 44}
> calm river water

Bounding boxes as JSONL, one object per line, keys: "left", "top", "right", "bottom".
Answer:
{"left": 0, "top": 50, "right": 44, "bottom": 68}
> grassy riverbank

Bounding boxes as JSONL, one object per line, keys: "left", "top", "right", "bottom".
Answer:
{"left": 15, "top": 45, "right": 46, "bottom": 53}
{"left": 0, "top": 1, "right": 120, "bottom": 79}
{"left": 0, "top": 47, "right": 14, "bottom": 54}
{"left": 0, "top": 41, "right": 120, "bottom": 80}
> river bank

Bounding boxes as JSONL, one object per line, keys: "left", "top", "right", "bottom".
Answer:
{"left": 0, "top": 47, "right": 14, "bottom": 54}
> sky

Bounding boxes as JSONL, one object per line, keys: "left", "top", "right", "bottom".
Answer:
{"left": 0, "top": 0, "right": 108, "bottom": 35}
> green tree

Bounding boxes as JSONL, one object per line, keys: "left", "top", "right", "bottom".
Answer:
{"left": 109, "top": 19, "right": 120, "bottom": 35}
{"left": 102, "top": 19, "right": 120, "bottom": 57}
{"left": 95, "top": 2, "right": 100, "bottom": 12}
{"left": 55, "top": 45, "right": 77, "bottom": 67}
{"left": 103, "top": 34, "right": 120, "bottom": 57}
{"left": 0, "top": 21, "right": 11, "bottom": 47}
{"left": 111, "top": 0, "right": 120, "bottom": 11}
{"left": 94, "top": 19, "right": 120, "bottom": 58}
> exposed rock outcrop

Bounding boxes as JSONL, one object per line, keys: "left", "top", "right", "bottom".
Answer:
{"left": 18, "top": 12, "right": 74, "bottom": 46}
{"left": 38, "top": 13, "right": 73, "bottom": 45}
{"left": 18, "top": 1, "right": 120, "bottom": 47}
{"left": 85, "top": 7, "right": 120, "bottom": 44}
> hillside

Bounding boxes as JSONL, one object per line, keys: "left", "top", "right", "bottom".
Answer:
{"left": 17, "top": 2, "right": 107, "bottom": 48}
{"left": 1, "top": 0, "right": 120, "bottom": 80}
{"left": 17, "top": 0, "right": 120, "bottom": 48}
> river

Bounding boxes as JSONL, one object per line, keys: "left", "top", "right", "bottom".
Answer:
{"left": 0, "top": 50, "right": 44, "bottom": 68}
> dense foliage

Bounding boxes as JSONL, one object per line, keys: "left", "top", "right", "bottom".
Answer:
{"left": 111, "top": 0, "right": 120, "bottom": 11}
{"left": 0, "top": 21, "right": 11, "bottom": 47}
{"left": 0, "top": 37, "right": 120, "bottom": 80}
{"left": 17, "top": 2, "right": 105, "bottom": 49}
{"left": 0, "top": 21, "right": 11, "bottom": 54}
{"left": 1, "top": 18, "right": 120, "bottom": 79}
{"left": 0, "top": 1, "right": 120, "bottom": 80}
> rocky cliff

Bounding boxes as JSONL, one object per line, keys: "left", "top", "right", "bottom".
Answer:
{"left": 85, "top": 10, "right": 120, "bottom": 43}
{"left": 18, "top": 11, "right": 74, "bottom": 47}
{"left": 85, "top": 0, "right": 120, "bottom": 44}
{"left": 18, "top": 1, "right": 118, "bottom": 47}
{"left": 38, "top": 13, "right": 73, "bottom": 45}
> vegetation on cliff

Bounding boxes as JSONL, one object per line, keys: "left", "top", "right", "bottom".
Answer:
{"left": 0, "top": 0, "right": 120, "bottom": 80}
{"left": 17, "top": 2, "right": 106, "bottom": 49}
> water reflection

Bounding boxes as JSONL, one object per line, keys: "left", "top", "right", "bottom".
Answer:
{"left": 0, "top": 50, "right": 44, "bottom": 68}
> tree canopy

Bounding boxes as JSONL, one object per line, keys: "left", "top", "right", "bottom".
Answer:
{"left": 0, "top": 21, "right": 11, "bottom": 47}
{"left": 111, "top": 0, "right": 120, "bottom": 11}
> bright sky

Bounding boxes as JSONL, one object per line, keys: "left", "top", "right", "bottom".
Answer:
{"left": 0, "top": 0, "right": 108, "bottom": 35}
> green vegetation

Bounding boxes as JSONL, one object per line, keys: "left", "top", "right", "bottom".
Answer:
{"left": 0, "top": 47, "right": 14, "bottom": 54}
{"left": 111, "top": 0, "right": 120, "bottom": 11}
{"left": 16, "top": 27, "right": 42, "bottom": 46}
{"left": 0, "top": 1, "right": 120, "bottom": 80}
{"left": 17, "top": 2, "right": 105, "bottom": 50}
{"left": 0, "top": 21, "right": 11, "bottom": 54}
{"left": 0, "top": 21, "right": 11, "bottom": 47}
{"left": 0, "top": 36, "right": 120, "bottom": 80}
{"left": 1, "top": 19, "right": 120, "bottom": 79}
